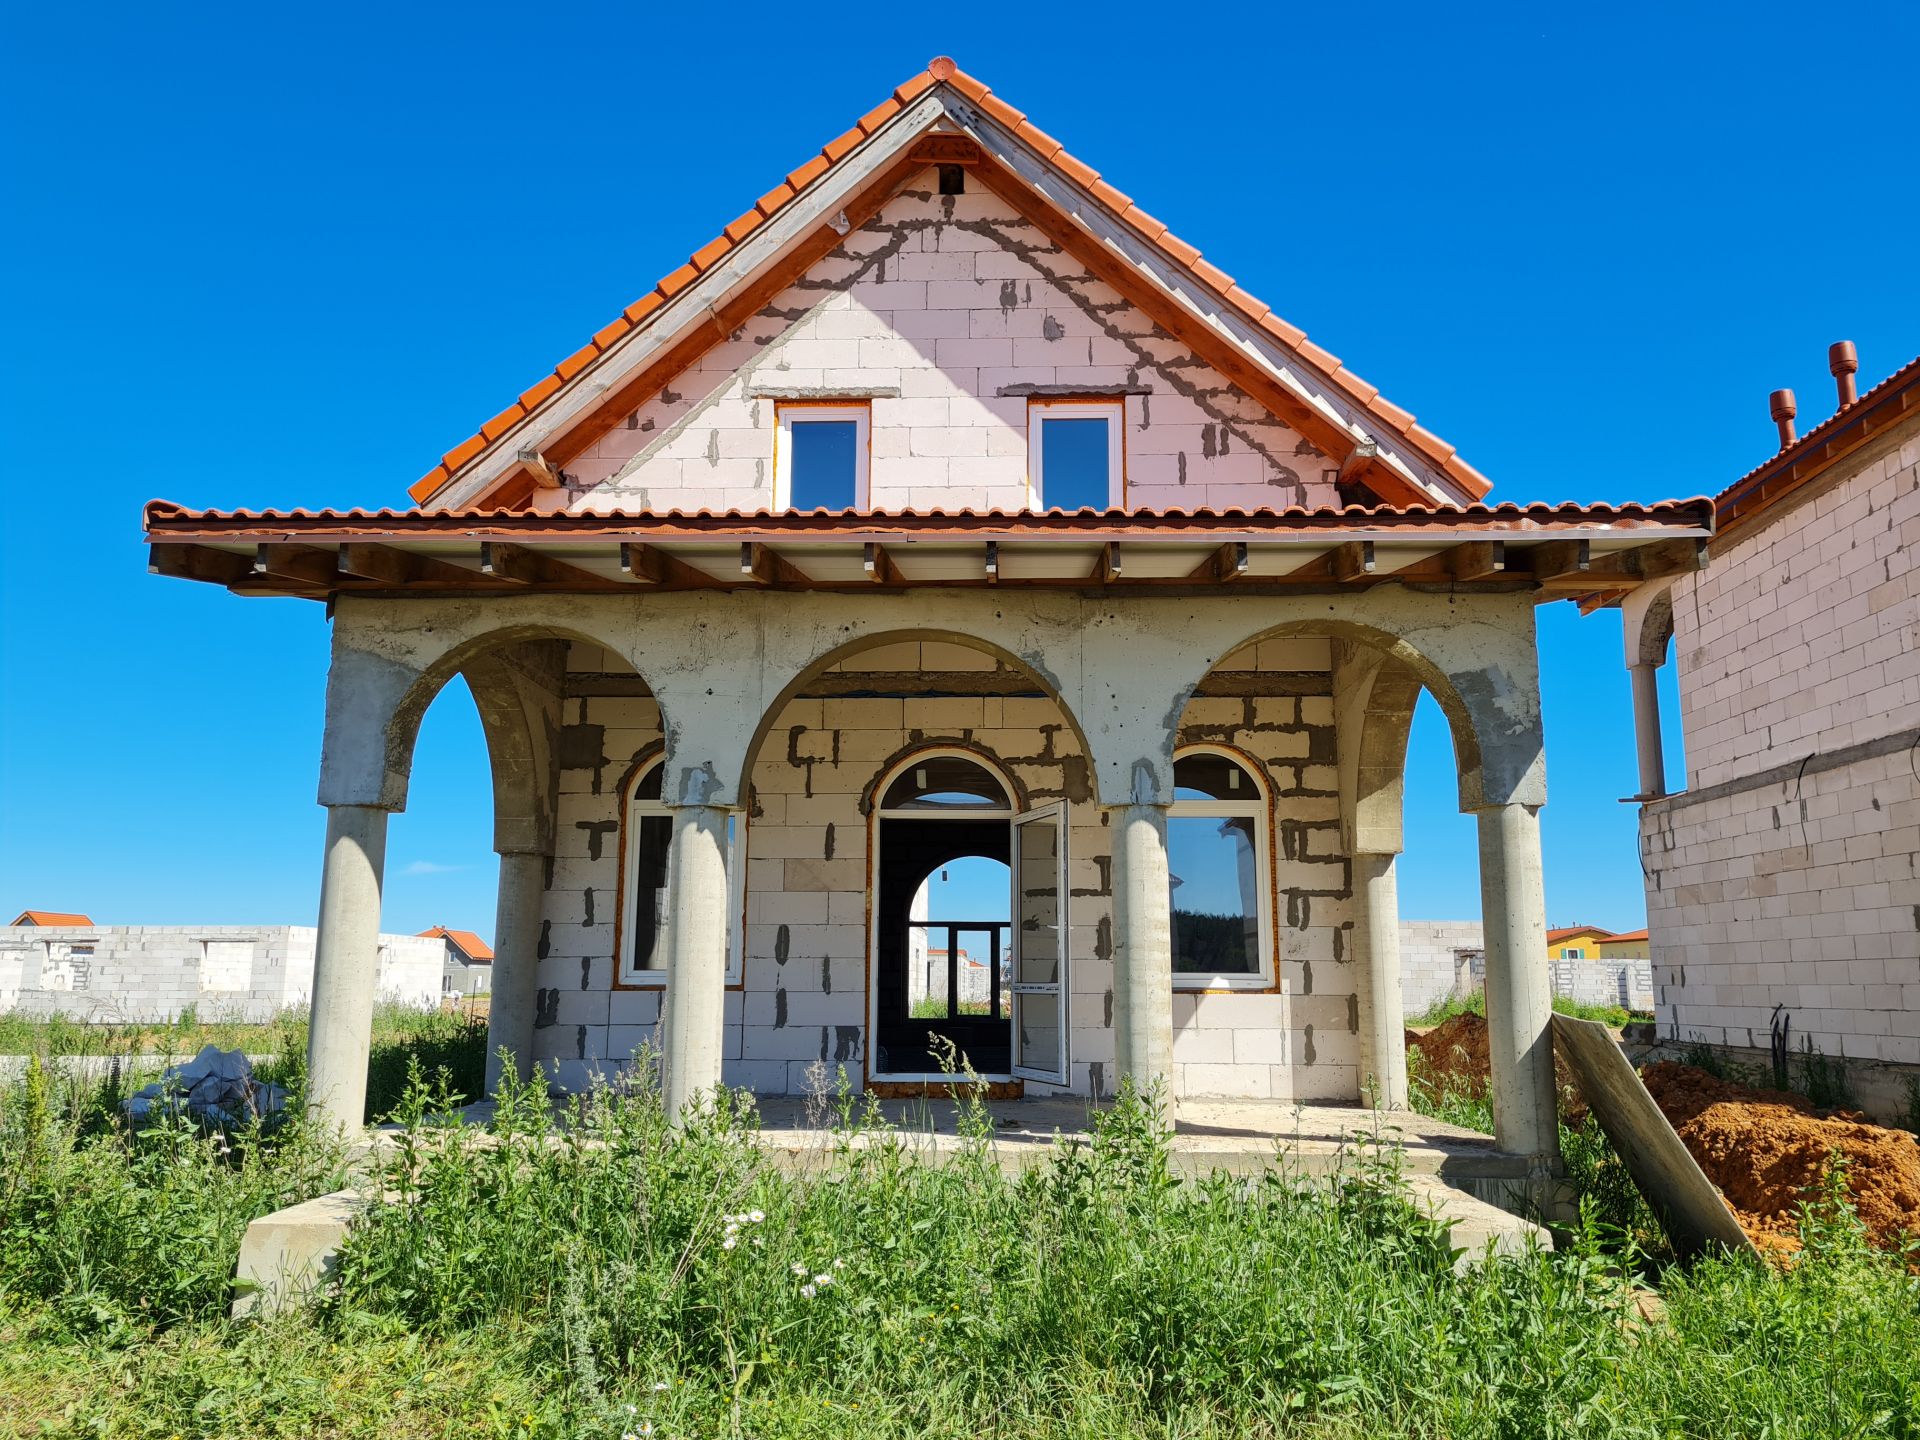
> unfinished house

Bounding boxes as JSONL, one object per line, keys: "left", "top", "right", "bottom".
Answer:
{"left": 1624, "top": 348, "right": 1919, "bottom": 1117}
{"left": 144, "top": 58, "right": 1710, "bottom": 1190}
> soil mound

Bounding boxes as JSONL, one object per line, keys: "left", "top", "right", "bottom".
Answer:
{"left": 1640, "top": 1061, "right": 1920, "bottom": 1254}
{"left": 1405, "top": 1013, "right": 1586, "bottom": 1123}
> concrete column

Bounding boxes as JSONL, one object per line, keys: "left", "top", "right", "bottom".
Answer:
{"left": 1109, "top": 802, "right": 1174, "bottom": 1094}
{"left": 306, "top": 804, "right": 389, "bottom": 1132}
{"left": 484, "top": 848, "right": 547, "bottom": 1093}
{"left": 1629, "top": 662, "right": 1667, "bottom": 799}
{"left": 1352, "top": 852, "right": 1409, "bottom": 1109}
{"left": 661, "top": 804, "right": 730, "bottom": 1121}
{"left": 1474, "top": 803, "right": 1561, "bottom": 1173}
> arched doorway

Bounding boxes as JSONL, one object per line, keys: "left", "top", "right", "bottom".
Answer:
{"left": 868, "top": 751, "right": 1065, "bottom": 1082}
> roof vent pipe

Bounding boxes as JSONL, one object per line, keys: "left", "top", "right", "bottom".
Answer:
{"left": 1769, "top": 389, "right": 1798, "bottom": 449}
{"left": 1829, "top": 340, "right": 1859, "bottom": 408}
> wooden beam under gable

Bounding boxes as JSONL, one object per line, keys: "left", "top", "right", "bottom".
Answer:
{"left": 253, "top": 543, "right": 338, "bottom": 588}
{"left": 739, "top": 542, "right": 810, "bottom": 586}
{"left": 863, "top": 542, "right": 904, "bottom": 585}
{"left": 1090, "top": 541, "right": 1122, "bottom": 583}
{"left": 1185, "top": 541, "right": 1249, "bottom": 583}
{"left": 618, "top": 542, "right": 710, "bottom": 587}
{"left": 148, "top": 543, "right": 252, "bottom": 586}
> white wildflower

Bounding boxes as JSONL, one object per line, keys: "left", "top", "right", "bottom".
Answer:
{"left": 651, "top": 1382, "right": 671, "bottom": 1393}
{"left": 800, "top": 1282, "right": 817, "bottom": 1299}
{"left": 722, "top": 1235, "right": 737, "bottom": 1250}
{"left": 832, "top": 1258, "right": 845, "bottom": 1269}
{"left": 813, "top": 1272, "right": 834, "bottom": 1287}
{"left": 747, "top": 1209, "right": 764, "bottom": 1223}
{"left": 791, "top": 1262, "right": 808, "bottom": 1276}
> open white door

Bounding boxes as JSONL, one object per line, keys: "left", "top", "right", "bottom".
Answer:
{"left": 1010, "top": 803, "right": 1068, "bottom": 1083}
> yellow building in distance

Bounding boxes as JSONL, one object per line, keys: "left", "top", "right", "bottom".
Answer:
{"left": 1596, "top": 929, "right": 1650, "bottom": 960}
{"left": 1546, "top": 925, "right": 1614, "bottom": 960}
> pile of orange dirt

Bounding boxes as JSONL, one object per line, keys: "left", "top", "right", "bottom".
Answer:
{"left": 1638, "top": 1061, "right": 1920, "bottom": 1256}
{"left": 1405, "top": 1013, "right": 1587, "bottom": 1123}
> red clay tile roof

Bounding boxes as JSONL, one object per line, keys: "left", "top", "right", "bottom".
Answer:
{"left": 1600, "top": 929, "right": 1649, "bottom": 944}
{"left": 148, "top": 497, "right": 1712, "bottom": 535}
{"left": 408, "top": 57, "right": 1494, "bottom": 508}
{"left": 419, "top": 926, "right": 494, "bottom": 961}
{"left": 10, "top": 910, "right": 94, "bottom": 927}
{"left": 1715, "top": 353, "right": 1920, "bottom": 539}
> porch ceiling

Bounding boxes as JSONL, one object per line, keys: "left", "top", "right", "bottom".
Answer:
{"left": 144, "top": 499, "right": 1714, "bottom": 603}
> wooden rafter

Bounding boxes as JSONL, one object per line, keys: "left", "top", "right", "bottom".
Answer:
{"left": 618, "top": 542, "right": 710, "bottom": 586}
{"left": 739, "top": 542, "right": 810, "bottom": 586}
{"left": 863, "top": 542, "right": 904, "bottom": 585}
{"left": 479, "top": 541, "right": 605, "bottom": 588}
{"left": 1185, "top": 541, "right": 1249, "bottom": 583}
{"left": 1089, "top": 541, "right": 1122, "bottom": 583}
{"left": 253, "top": 543, "right": 337, "bottom": 588}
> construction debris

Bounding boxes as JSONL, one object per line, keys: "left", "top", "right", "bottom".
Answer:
{"left": 122, "top": 1045, "right": 287, "bottom": 1128}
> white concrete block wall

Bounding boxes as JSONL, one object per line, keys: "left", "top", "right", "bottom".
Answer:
{"left": 563, "top": 170, "right": 1337, "bottom": 516}
{"left": 0, "top": 926, "right": 443, "bottom": 1024}
{"left": 1674, "top": 431, "right": 1919, "bottom": 790}
{"left": 1646, "top": 423, "right": 1920, "bottom": 1068}
{"left": 1398, "top": 920, "right": 1486, "bottom": 1015}
{"left": 531, "top": 635, "right": 1364, "bottom": 1102}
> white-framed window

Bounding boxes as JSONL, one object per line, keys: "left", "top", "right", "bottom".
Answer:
{"left": 1168, "top": 746, "right": 1272, "bottom": 990}
{"left": 616, "top": 759, "right": 746, "bottom": 987}
{"left": 1028, "top": 399, "right": 1123, "bottom": 510}
{"left": 774, "top": 402, "right": 870, "bottom": 511}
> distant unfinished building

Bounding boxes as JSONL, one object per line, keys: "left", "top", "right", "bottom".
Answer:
{"left": 1625, "top": 348, "right": 1919, "bottom": 1116}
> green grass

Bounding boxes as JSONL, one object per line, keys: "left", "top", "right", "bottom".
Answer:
{"left": 4, "top": 1051, "right": 1918, "bottom": 1438}
{"left": 0, "top": 1003, "right": 488, "bottom": 1125}
{"left": 1408, "top": 990, "right": 1647, "bottom": 1030}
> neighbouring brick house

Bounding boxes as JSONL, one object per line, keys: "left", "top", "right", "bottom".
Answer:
{"left": 1622, "top": 347, "right": 1919, "bottom": 1117}
{"left": 144, "top": 58, "right": 1710, "bottom": 1191}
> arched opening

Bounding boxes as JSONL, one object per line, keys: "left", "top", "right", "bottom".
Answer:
{"left": 873, "top": 753, "right": 1015, "bottom": 1077}
{"left": 732, "top": 632, "right": 1090, "bottom": 1095}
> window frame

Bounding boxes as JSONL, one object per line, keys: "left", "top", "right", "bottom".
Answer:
{"left": 1026, "top": 398, "right": 1124, "bottom": 511}
{"left": 615, "top": 758, "right": 746, "bottom": 988}
{"left": 1167, "top": 743, "right": 1274, "bottom": 992}
{"left": 773, "top": 401, "right": 871, "bottom": 512}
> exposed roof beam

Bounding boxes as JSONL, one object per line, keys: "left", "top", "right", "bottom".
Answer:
{"left": 1336, "top": 441, "right": 1380, "bottom": 488}
{"left": 739, "top": 542, "right": 811, "bottom": 586}
{"left": 619, "top": 542, "right": 709, "bottom": 586}
{"left": 479, "top": 541, "right": 605, "bottom": 588}
{"left": 1090, "top": 541, "right": 1122, "bottom": 583}
{"left": 1524, "top": 538, "right": 1590, "bottom": 583}
{"left": 253, "top": 543, "right": 338, "bottom": 588}
{"left": 863, "top": 542, "right": 904, "bottom": 585}
{"left": 1185, "top": 541, "right": 1249, "bottom": 583}
{"left": 337, "top": 542, "right": 510, "bottom": 588}
{"left": 148, "top": 543, "right": 252, "bottom": 586}
{"left": 1331, "top": 540, "right": 1375, "bottom": 582}
{"left": 985, "top": 540, "right": 999, "bottom": 584}
{"left": 1446, "top": 540, "right": 1507, "bottom": 582}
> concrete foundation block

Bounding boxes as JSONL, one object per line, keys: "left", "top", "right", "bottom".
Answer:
{"left": 230, "top": 1188, "right": 368, "bottom": 1318}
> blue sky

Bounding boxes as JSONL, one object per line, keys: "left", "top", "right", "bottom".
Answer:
{"left": 3, "top": 2, "right": 1916, "bottom": 942}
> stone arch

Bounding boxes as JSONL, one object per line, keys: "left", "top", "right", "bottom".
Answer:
{"left": 317, "top": 604, "right": 665, "bottom": 820}
{"left": 1622, "top": 576, "right": 1679, "bottom": 669}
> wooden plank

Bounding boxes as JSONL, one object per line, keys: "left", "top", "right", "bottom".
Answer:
{"left": 336, "top": 542, "right": 506, "bottom": 588}
{"left": 1631, "top": 538, "right": 1708, "bottom": 581}
{"left": 1524, "top": 538, "right": 1590, "bottom": 582}
{"left": 252, "top": 543, "right": 337, "bottom": 588}
{"left": 479, "top": 541, "right": 606, "bottom": 588}
{"left": 1330, "top": 540, "right": 1375, "bottom": 582}
{"left": 863, "top": 542, "right": 903, "bottom": 586}
{"left": 1552, "top": 1015, "right": 1760, "bottom": 1262}
{"left": 1184, "top": 541, "right": 1248, "bottom": 583}
{"left": 1090, "top": 541, "right": 1122, "bottom": 583}
{"left": 738, "top": 542, "right": 810, "bottom": 586}
{"left": 618, "top": 542, "right": 708, "bottom": 587}
{"left": 1336, "top": 441, "right": 1379, "bottom": 488}
{"left": 147, "top": 543, "right": 252, "bottom": 586}
{"left": 1446, "top": 540, "right": 1507, "bottom": 582}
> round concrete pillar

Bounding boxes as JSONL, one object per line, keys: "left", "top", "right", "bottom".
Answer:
{"left": 1110, "top": 802, "right": 1174, "bottom": 1095}
{"left": 661, "top": 804, "right": 730, "bottom": 1120}
{"left": 484, "top": 848, "right": 548, "bottom": 1093}
{"left": 1474, "top": 803, "right": 1561, "bottom": 1172}
{"left": 1629, "top": 662, "right": 1667, "bottom": 799}
{"left": 1352, "top": 852, "right": 1409, "bottom": 1109}
{"left": 307, "top": 804, "right": 389, "bottom": 1132}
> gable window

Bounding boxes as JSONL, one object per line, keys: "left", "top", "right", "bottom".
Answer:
{"left": 617, "top": 759, "right": 745, "bottom": 987}
{"left": 1168, "top": 747, "right": 1272, "bottom": 990}
{"left": 1029, "top": 399, "right": 1123, "bottom": 510}
{"left": 775, "top": 402, "right": 870, "bottom": 511}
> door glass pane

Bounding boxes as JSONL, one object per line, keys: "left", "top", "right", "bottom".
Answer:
{"left": 1016, "top": 991, "right": 1061, "bottom": 1074}
{"left": 1039, "top": 416, "right": 1111, "bottom": 510}
{"left": 631, "top": 813, "right": 671, "bottom": 969}
{"left": 1015, "top": 819, "right": 1059, "bottom": 984}
{"left": 1168, "top": 814, "right": 1260, "bottom": 976}
{"left": 789, "top": 419, "right": 859, "bottom": 510}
